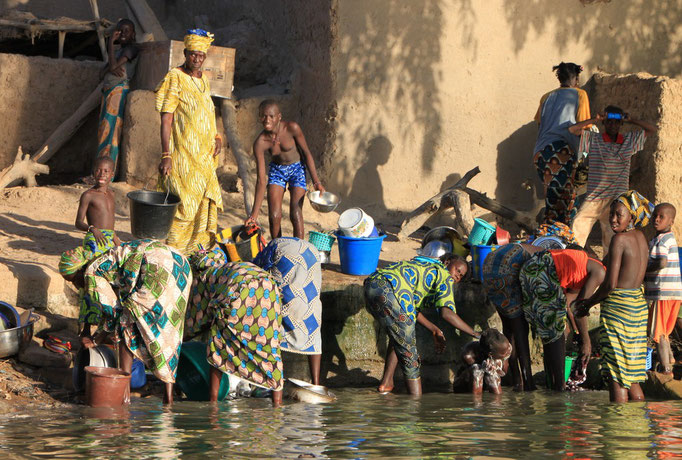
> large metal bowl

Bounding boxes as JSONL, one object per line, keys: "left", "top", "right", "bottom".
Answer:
{"left": 0, "top": 315, "right": 37, "bottom": 359}
{"left": 307, "top": 191, "right": 341, "bottom": 213}
{"left": 286, "top": 378, "right": 337, "bottom": 404}
{"left": 421, "top": 226, "right": 468, "bottom": 257}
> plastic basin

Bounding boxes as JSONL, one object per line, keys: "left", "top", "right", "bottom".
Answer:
{"left": 176, "top": 341, "right": 229, "bottom": 401}
{"left": 336, "top": 233, "right": 386, "bottom": 276}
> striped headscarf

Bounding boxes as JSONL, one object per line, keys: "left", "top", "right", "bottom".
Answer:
{"left": 614, "top": 190, "right": 655, "bottom": 229}
{"left": 184, "top": 28, "right": 214, "bottom": 53}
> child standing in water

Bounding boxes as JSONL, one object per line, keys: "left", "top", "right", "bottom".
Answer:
{"left": 453, "top": 329, "right": 512, "bottom": 395}
{"left": 75, "top": 156, "right": 121, "bottom": 256}
{"left": 575, "top": 190, "right": 653, "bottom": 403}
{"left": 245, "top": 100, "right": 325, "bottom": 239}
{"left": 645, "top": 203, "right": 682, "bottom": 374}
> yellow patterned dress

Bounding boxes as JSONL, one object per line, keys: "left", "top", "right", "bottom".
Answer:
{"left": 155, "top": 67, "right": 223, "bottom": 255}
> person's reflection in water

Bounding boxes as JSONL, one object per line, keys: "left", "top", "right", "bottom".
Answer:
{"left": 348, "top": 136, "right": 392, "bottom": 214}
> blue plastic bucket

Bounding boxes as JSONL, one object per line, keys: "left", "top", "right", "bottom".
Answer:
{"left": 336, "top": 233, "right": 386, "bottom": 275}
{"left": 468, "top": 218, "right": 496, "bottom": 246}
{"left": 472, "top": 245, "right": 497, "bottom": 281}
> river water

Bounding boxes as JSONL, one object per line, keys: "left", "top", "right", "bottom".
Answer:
{"left": 1, "top": 389, "right": 682, "bottom": 458}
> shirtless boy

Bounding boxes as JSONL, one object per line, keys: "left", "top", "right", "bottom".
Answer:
{"left": 575, "top": 191, "right": 653, "bottom": 403}
{"left": 245, "top": 100, "right": 325, "bottom": 239}
{"left": 75, "top": 156, "right": 121, "bottom": 253}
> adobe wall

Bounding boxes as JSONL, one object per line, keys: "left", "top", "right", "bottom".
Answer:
{"left": 0, "top": 53, "right": 101, "bottom": 179}
{"left": 589, "top": 72, "right": 682, "bottom": 237}
{"left": 326, "top": 0, "right": 682, "bottom": 218}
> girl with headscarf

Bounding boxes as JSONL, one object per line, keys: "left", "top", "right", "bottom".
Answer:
{"left": 253, "top": 238, "right": 323, "bottom": 385}
{"left": 364, "top": 254, "right": 478, "bottom": 396}
{"left": 575, "top": 190, "right": 653, "bottom": 402}
{"left": 184, "top": 247, "right": 284, "bottom": 406}
{"left": 519, "top": 247, "right": 605, "bottom": 391}
{"left": 534, "top": 62, "right": 591, "bottom": 225}
{"left": 59, "top": 239, "right": 192, "bottom": 404}
{"left": 156, "top": 29, "right": 223, "bottom": 255}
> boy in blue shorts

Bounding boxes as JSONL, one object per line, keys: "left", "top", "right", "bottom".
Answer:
{"left": 245, "top": 100, "right": 325, "bottom": 239}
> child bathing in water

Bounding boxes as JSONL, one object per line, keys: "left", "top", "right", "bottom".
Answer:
{"left": 453, "top": 329, "right": 512, "bottom": 395}
{"left": 74, "top": 156, "right": 121, "bottom": 255}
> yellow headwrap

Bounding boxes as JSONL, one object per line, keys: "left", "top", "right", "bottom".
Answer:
{"left": 184, "top": 29, "right": 214, "bottom": 54}
{"left": 615, "top": 190, "right": 655, "bottom": 229}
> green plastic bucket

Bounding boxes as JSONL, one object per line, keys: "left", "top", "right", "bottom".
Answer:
{"left": 176, "top": 341, "right": 229, "bottom": 401}
{"left": 545, "top": 355, "right": 576, "bottom": 388}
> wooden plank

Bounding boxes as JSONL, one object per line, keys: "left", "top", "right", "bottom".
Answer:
{"left": 124, "top": 0, "right": 168, "bottom": 41}
{"left": 0, "top": 18, "right": 99, "bottom": 32}
{"left": 88, "top": 0, "right": 109, "bottom": 61}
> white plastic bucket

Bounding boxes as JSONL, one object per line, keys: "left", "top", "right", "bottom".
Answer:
{"left": 338, "top": 208, "right": 375, "bottom": 238}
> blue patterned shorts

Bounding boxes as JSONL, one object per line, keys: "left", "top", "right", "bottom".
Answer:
{"left": 268, "top": 162, "right": 307, "bottom": 190}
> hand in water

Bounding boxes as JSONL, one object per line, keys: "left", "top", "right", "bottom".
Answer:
{"left": 432, "top": 328, "right": 446, "bottom": 354}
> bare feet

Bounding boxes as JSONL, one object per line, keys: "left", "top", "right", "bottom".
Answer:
{"left": 377, "top": 384, "right": 394, "bottom": 394}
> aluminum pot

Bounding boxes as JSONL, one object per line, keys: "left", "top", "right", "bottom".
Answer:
{"left": 0, "top": 315, "right": 37, "bottom": 359}
{"left": 308, "top": 191, "right": 341, "bottom": 213}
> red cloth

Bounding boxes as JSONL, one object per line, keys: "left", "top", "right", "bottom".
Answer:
{"left": 549, "top": 249, "right": 589, "bottom": 291}
{"left": 650, "top": 300, "right": 682, "bottom": 342}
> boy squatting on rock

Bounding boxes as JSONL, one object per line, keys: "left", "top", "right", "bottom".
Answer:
{"left": 245, "top": 100, "right": 325, "bottom": 239}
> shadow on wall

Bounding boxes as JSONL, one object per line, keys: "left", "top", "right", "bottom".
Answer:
{"left": 346, "top": 135, "right": 392, "bottom": 214}
{"left": 495, "top": 122, "right": 542, "bottom": 211}
{"left": 502, "top": 0, "right": 682, "bottom": 77}
{"left": 333, "top": 0, "right": 451, "bottom": 201}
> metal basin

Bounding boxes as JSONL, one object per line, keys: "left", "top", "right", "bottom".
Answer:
{"left": 0, "top": 315, "right": 37, "bottom": 359}
{"left": 421, "top": 226, "right": 468, "bottom": 257}
{"left": 308, "top": 191, "right": 341, "bottom": 213}
{"left": 286, "top": 378, "right": 337, "bottom": 404}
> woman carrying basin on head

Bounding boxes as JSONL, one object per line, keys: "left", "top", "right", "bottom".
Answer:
{"left": 364, "top": 253, "right": 479, "bottom": 396}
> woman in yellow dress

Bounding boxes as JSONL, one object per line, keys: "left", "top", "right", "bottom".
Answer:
{"left": 156, "top": 29, "right": 223, "bottom": 255}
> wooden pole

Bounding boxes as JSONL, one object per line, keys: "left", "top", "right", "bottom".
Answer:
{"left": 220, "top": 99, "right": 255, "bottom": 215}
{"left": 88, "top": 0, "right": 108, "bottom": 61}
{"left": 57, "top": 31, "right": 66, "bottom": 59}
{"left": 124, "top": 0, "right": 168, "bottom": 41}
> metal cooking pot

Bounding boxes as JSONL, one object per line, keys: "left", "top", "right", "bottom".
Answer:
{"left": 0, "top": 314, "right": 37, "bottom": 359}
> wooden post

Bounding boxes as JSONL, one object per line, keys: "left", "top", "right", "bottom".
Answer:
{"left": 124, "top": 0, "right": 168, "bottom": 41}
{"left": 220, "top": 99, "right": 255, "bottom": 215}
{"left": 88, "top": 0, "right": 108, "bottom": 61}
{"left": 57, "top": 31, "right": 66, "bottom": 59}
